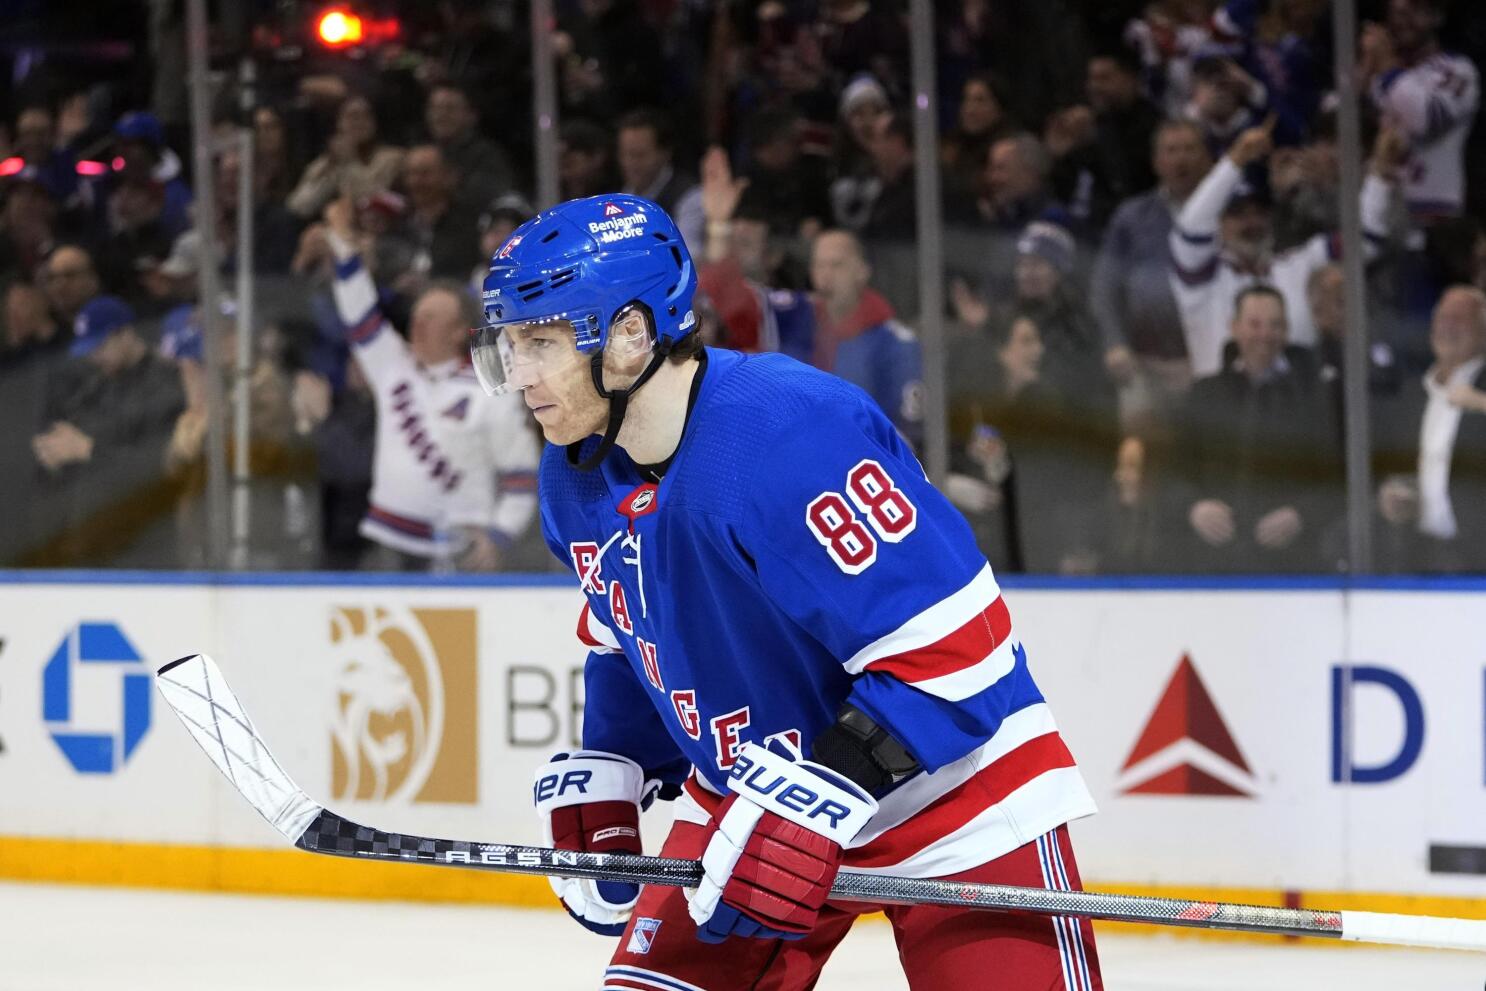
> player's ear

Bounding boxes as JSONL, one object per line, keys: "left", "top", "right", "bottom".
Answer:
{"left": 604, "top": 308, "right": 654, "bottom": 374}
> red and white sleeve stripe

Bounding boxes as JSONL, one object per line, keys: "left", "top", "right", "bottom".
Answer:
{"left": 577, "top": 602, "right": 623, "bottom": 654}
{"left": 843, "top": 564, "right": 1020, "bottom": 702}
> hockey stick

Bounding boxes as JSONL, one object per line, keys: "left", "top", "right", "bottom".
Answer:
{"left": 156, "top": 654, "right": 1486, "bottom": 952}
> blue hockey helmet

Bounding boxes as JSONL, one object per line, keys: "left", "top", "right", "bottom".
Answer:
{"left": 471, "top": 193, "right": 697, "bottom": 397}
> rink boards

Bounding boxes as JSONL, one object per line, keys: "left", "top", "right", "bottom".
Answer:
{"left": 0, "top": 572, "right": 1483, "bottom": 923}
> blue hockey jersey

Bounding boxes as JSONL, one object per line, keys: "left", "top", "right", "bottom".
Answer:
{"left": 539, "top": 348, "right": 1094, "bottom": 877}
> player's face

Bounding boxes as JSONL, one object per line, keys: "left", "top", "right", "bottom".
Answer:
{"left": 500, "top": 323, "right": 608, "bottom": 444}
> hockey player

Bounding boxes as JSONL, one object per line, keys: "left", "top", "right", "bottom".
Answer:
{"left": 474, "top": 194, "right": 1102, "bottom": 989}
{"left": 323, "top": 199, "right": 539, "bottom": 570}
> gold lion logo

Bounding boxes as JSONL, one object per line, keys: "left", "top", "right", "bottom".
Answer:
{"left": 330, "top": 606, "right": 477, "bottom": 804}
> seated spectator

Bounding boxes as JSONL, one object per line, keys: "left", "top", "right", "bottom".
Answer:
{"left": 287, "top": 95, "right": 405, "bottom": 221}
{"left": 1092, "top": 119, "right": 1212, "bottom": 420}
{"left": 0, "top": 280, "right": 62, "bottom": 563}
{"left": 1085, "top": 434, "right": 1175, "bottom": 574}
{"left": 105, "top": 111, "right": 192, "bottom": 240}
{"left": 941, "top": 73, "right": 1021, "bottom": 204}
{"left": 1358, "top": 0, "right": 1479, "bottom": 224}
{"left": 1376, "top": 286, "right": 1486, "bottom": 572}
{"left": 944, "top": 312, "right": 1097, "bottom": 573}
{"left": 253, "top": 106, "right": 299, "bottom": 209}
{"left": 425, "top": 82, "right": 516, "bottom": 210}
{"left": 1046, "top": 46, "right": 1160, "bottom": 229}
{"left": 0, "top": 166, "right": 59, "bottom": 283}
{"left": 828, "top": 74, "right": 890, "bottom": 231}
{"left": 28, "top": 295, "right": 185, "bottom": 566}
{"left": 1169, "top": 121, "right": 1397, "bottom": 378}
{"left": 1178, "top": 285, "right": 1334, "bottom": 573}
{"left": 558, "top": 119, "right": 617, "bottom": 201}
{"left": 617, "top": 108, "right": 704, "bottom": 253}
{"left": 10, "top": 105, "right": 83, "bottom": 219}
{"left": 97, "top": 170, "right": 176, "bottom": 311}
{"left": 1182, "top": 55, "right": 1268, "bottom": 159}
{"left": 321, "top": 199, "right": 539, "bottom": 571}
{"left": 40, "top": 244, "right": 102, "bottom": 331}
{"left": 1009, "top": 220, "right": 1107, "bottom": 398}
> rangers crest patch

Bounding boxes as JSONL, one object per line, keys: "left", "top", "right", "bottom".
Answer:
{"left": 627, "top": 917, "right": 662, "bottom": 954}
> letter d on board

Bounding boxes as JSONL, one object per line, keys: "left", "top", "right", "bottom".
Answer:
{"left": 1331, "top": 665, "right": 1425, "bottom": 784}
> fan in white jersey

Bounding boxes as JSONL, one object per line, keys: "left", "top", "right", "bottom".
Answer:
{"left": 322, "top": 198, "right": 539, "bottom": 569}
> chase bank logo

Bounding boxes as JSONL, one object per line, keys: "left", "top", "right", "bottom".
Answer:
{"left": 42, "top": 622, "right": 151, "bottom": 774}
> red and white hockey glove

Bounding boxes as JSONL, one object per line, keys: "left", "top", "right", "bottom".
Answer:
{"left": 688, "top": 741, "right": 878, "bottom": 943}
{"left": 534, "top": 750, "right": 655, "bottom": 936}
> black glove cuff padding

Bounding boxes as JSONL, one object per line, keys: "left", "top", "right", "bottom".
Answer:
{"left": 811, "top": 704, "right": 922, "bottom": 797}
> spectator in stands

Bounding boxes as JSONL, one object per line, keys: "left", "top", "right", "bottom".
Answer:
{"left": 1169, "top": 121, "right": 1398, "bottom": 378}
{"left": 29, "top": 295, "right": 184, "bottom": 566}
{"left": 1269, "top": 112, "right": 1340, "bottom": 250}
{"left": 253, "top": 106, "right": 298, "bottom": 209}
{"left": 740, "top": 107, "right": 831, "bottom": 240}
{"left": 424, "top": 83, "right": 515, "bottom": 209}
{"left": 1358, "top": 0, "right": 1479, "bottom": 223}
{"left": 11, "top": 106, "right": 81, "bottom": 217}
{"left": 0, "top": 280, "right": 63, "bottom": 563}
{"left": 1309, "top": 263, "right": 1402, "bottom": 400}
{"left": 1376, "top": 286, "right": 1486, "bottom": 572}
{"left": 1046, "top": 47, "right": 1160, "bottom": 230}
{"left": 322, "top": 198, "right": 539, "bottom": 571}
{"left": 941, "top": 73, "right": 1021, "bottom": 205}
{"left": 97, "top": 165, "right": 175, "bottom": 311}
{"left": 1009, "top": 220, "right": 1111, "bottom": 410}
{"left": 1086, "top": 434, "right": 1172, "bottom": 574}
{"left": 558, "top": 119, "right": 617, "bottom": 201}
{"left": 1123, "top": 0, "right": 1216, "bottom": 118}
{"left": 554, "top": 0, "right": 667, "bottom": 121}
{"left": 401, "top": 145, "right": 482, "bottom": 285}
{"left": 816, "top": 0, "right": 909, "bottom": 97}
{"left": 1179, "top": 285, "right": 1333, "bottom": 573}
{"left": 471, "top": 196, "right": 532, "bottom": 292}
{"left": 107, "top": 111, "right": 192, "bottom": 240}
{"left": 303, "top": 358, "right": 376, "bottom": 570}
{"left": 1183, "top": 55, "right": 1268, "bottom": 158}
{"left": 40, "top": 244, "right": 101, "bottom": 331}
{"left": 0, "top": 167, "right": 58, "bottom": 283}
{"left": 288, "top": 95, "right": 405, "bottom": 221}
{"left": 1093, "top": 119, "right": 1212, "bottom": 420}
{"left": 978, "top": 133, "right": 1064, "bottom": 300}
{"left": 616, "top": 109, "right": 704, "bottom": 253}
{"left": 861, "top": 111, "right": 916, "bottom": 243}
{"left": 829, "top": 75, "right": 890, "bottom": 232}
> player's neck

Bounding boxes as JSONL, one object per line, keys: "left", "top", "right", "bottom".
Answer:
{"left": 614, "top": 357, "right": 703, "bottom": 466}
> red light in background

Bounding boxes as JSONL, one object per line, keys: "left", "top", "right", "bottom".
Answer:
{"left": 111, "top": 156, "right": 126, "bottom": 172}
{"left": 316, "top": 9, "right": 364, "bottom": 47}
{"left": 0, "top": 157, "right": 24, "bottom": 177}
{"left": 75, "top": 160, "right": 108, "bottom": 177}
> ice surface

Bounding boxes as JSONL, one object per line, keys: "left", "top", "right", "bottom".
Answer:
{"left": 0, "top": 882, "right": 1480, "bottom": 990}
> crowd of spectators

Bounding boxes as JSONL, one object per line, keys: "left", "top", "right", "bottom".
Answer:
{"left": 0, "top": 0, "right": 1484, "bottom": 576}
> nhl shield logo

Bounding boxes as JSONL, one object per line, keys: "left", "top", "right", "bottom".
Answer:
{"left": 603, "top": 201, "right": 625, "bottom": 218}
{"left": 627, "top": 917, "right": 662, "bottom": 954}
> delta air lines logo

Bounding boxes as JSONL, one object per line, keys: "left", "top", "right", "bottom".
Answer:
{"left": 330, "top": 607, "right": 478, "bottom": 804}
{"left": 1117, "top": 653, "right": 1257, "bottom": 798}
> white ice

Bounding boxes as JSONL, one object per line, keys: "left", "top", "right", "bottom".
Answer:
{"left": 1, "top": 881, "right": 1481, "bottom": 990}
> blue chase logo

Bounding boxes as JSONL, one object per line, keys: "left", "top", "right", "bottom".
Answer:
{"left": 42, "top": 622, "right": 151, "bottom": 774}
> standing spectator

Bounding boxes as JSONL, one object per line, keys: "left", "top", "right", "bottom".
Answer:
{"left": 1359, "top": 0, "right": 1480, "bottom": 222}
{"left": 739, "top": 107, "right": 831, "bottom": 240}
{"left": 287, "top": 95, "right": 405, "bottom": 221}
{"left": 1093, "top": 119, "right": 1213, "bottom": 419}
{"left": 424, "top": 83, "right": 516, "bottom": 210}
{"left": 1046, "top": 48, "right": 1161, "bottom": 229}
{"left": 1376, "top": 286, "right": 1486, "bottom": 572}
{"left": 861, "top": 112, "right": 916, "bottom": 244}
{"left": 558, "top": 119, "right": 617, "bottom": 201}
{"left": 1179, "top": 285, "right": 1334, "bottom": 573}
{"left": 1169, "top": 121, "right": 1396, "bottom": 377}
{"left": 401, "top": 145, "right": 483, "bottom": 285}
{"left": 1269, "top": 112, "right": 1341, "bottom": 250}
{"left": 829, "top": 75, "right": 890, "bottom": 232}
{"left": 1123, "top": 0, "right": 1218, "bottom": 118}
{"left": 39, "top": 244, "right": 102, "bottom": 331}
{"left": 1008, "top": 220, "right": 1111, "bottom": 412}
{"left": 29, "top": 295, "right": 185, "bottom": 567}
{"left": 616, "top": 109, "right": 705, "bottom": 253}
{"left": 978, "top": 134, "right": 1065, "bottom": 300}
{"left": 1183, "top": 55, "right": 1269, "bottom": 159}
{"left": 97, "top": 169, "right": 175, "bottom": 311}
{"left": 10, "top": 106, "right": 82, "bottom": 219}
{"left": 323, "top": 200, "right": 538, "bottom": 571}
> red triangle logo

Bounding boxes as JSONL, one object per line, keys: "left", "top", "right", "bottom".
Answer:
{"left": 1120, "top": 653, "right": 1253, "bottom": 798}
{"left": 604, "top": 202, "right": 624, "bottom": 217}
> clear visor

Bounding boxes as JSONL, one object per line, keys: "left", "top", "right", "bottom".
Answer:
{"left": 470, "top": 315, "right": 597, "bottom": 396}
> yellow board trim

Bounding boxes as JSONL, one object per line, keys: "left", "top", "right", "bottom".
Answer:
{"left": 4, "top": 836, "right": 1484, "bottom": 948}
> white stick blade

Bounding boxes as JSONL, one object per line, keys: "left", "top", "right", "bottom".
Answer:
{"left": 156, "top": 654, "right": 323, "bottom": 842}
{"left": 1341, "top": 910, "right": 1486, "bottom": 952}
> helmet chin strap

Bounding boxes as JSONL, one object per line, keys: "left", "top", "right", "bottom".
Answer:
{"left": 567, "top": 343, "right": 673, "bottom": 472}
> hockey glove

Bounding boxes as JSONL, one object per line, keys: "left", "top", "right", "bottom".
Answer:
{"left": 534, "top": 750, "right": 656, "bottom": 936}
{"left": 688, "top": 741, "right": 878, "bottom": 943}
